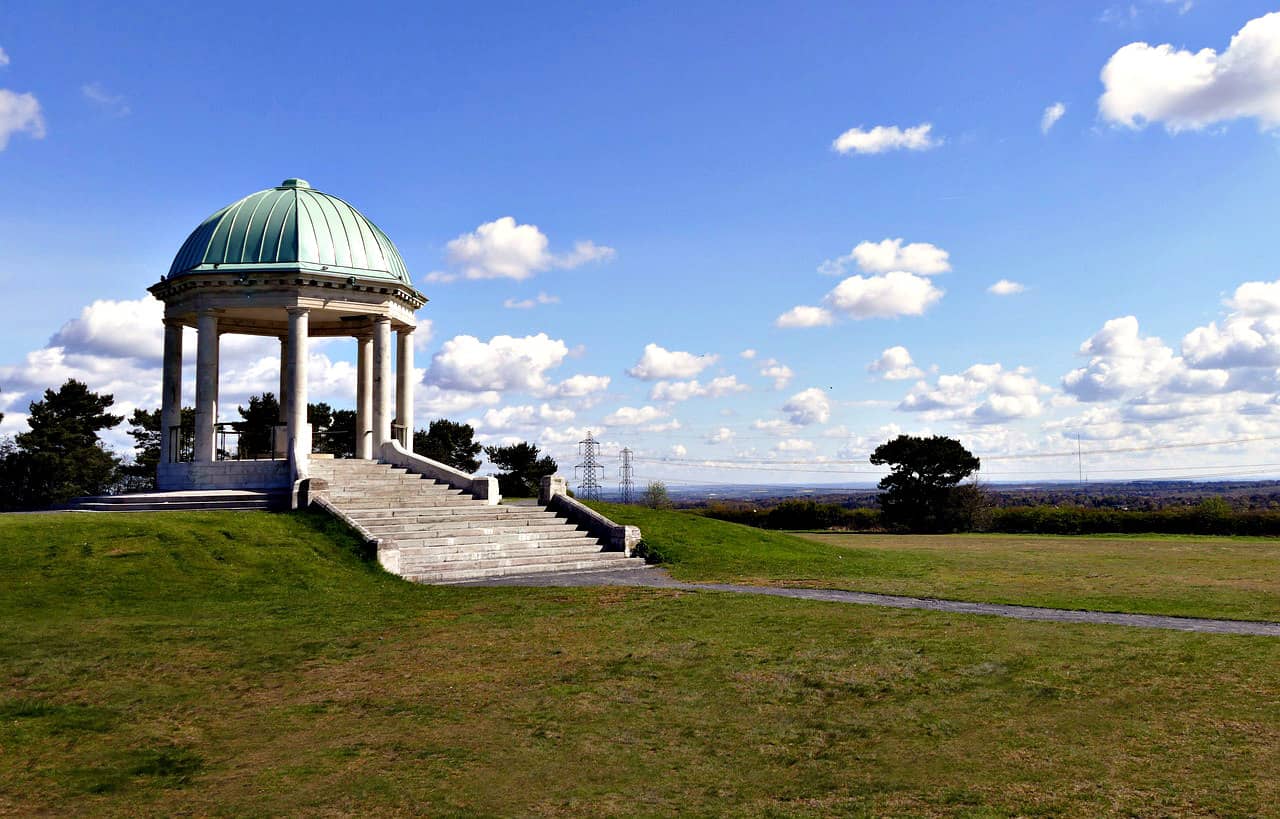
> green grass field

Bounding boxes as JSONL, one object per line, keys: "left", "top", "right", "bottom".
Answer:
{"left": 2, "top": 510, "right": 1279, "bottom": 816}
{"left": 593, "top": 503, "right": 1280, "bottom": 622}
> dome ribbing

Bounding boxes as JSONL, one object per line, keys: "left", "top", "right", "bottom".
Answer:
{"left": 168, "top": 179, "right": 411, "bottom": 285}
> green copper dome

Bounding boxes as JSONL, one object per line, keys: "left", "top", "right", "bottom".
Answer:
{"left": 168, "top": 179, "right": 412, "bottom": 285}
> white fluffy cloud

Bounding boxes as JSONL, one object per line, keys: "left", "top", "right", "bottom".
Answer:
{"left": 50, "top": 298, "right": 164, "bottom": 362}
{"left": 832, "top": 123, "right": 940, "bottom": 155}
{"left": 759, "top": 359, "right": 793, "bottom": 390}
{"left": 442, "top": 216, "right": 615, "bottom": 281}
{"left": 1063, "top": 317, "right": 1182, "bottom": 401}
{"left": 821, "top": 238, "right": 952, "bottom": 277}
{"left": 706, "top": 426, "right": 734, "bottom": 444}
{"left": 1099, "top": 11, "right": 1280, "bottom": 132}
{"left": 627, "top": 343, "right": 718, "bottom": 380}
{"left": 1062, "top": 316, "right": 1233, "bottom": 406}
{"left": 868, "top": 346, "right": 924, "bottom": 381}
{"left": 425, "top": 333, "right": 568, "bottom": 393}
{"left": 1182, "top": 279, "right": 1280, "bottom": 369}
{"left": 901, "top": 363, "right": 1049, "bottom": 424}
{"left": 650, "top": 375, "right": 747, "bottom": 403}
{"left": 782, "top": 387, "right": 831, "bottom": 426}
{"left": 0, "top": 88, "right": 45, "bottom": 150}
{"left": 739, "top": 348, "right": 757, "bottom": 360}
{"left": 604, "top": 405, "right": 668, "bottom": 426}
{"left": 782, "top": 239, "right": 949, "bottom": 328}
{"left": 988, "top": 279, "right": 1025, "bottom": 296}
{"left": 555, "top": 373, "right": 611, "bottom": 397}
{"left": 0, "top": 47, "right": 9, "bottom": 67}
{"left": 825, "top": 272, "right": 944, "bottom": 320}
{"left": 1041, "top": 102, "right": 1066, "bottom": 134}
{"left": 418, "top": 386, "right": 502, "bottom": 416}
{"left": 472, "top": 403, "right": 575, "bottom": 431}
{"left": 775, "top": 305, "right": 835, "bottom": 328}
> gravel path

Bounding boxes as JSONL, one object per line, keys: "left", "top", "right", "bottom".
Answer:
{"left": 458, "top": 566, "right": 1280, "bottom": 636}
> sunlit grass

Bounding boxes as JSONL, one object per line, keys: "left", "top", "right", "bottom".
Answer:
{"left": 1, "top": 510, "right": 1277, "bottom": 816}
{"left": 595, "top": 502, "right": 1280, "bottom": 621}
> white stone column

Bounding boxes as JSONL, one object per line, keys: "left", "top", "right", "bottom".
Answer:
{"left": 194, "top": 308, "right": 220, "bottom": 462}
{"left": 158, "top": 319, "right": 183, "bottom": 467}
{"left": 278, "top": 335, "right": 291, "bottom": 420}
{"left": 356, "top": 332, "right": 373, "bottom": 459}
{"left": 396, "top": 327, "right": 414, "bottom": 449}
{"left": 276, "top": 335, "right": 291, "bottom": 458}
{"left": 286, "top": 307, "right": 311, "bottom": 477}
{"left": 372, "top": 317, "right": 392, "bottom": 448}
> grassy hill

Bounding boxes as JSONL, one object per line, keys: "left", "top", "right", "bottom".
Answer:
{"left": 1, "top": 509, "right": 1279, "bottom": 815}
{"left": 592, "top": 501, "right": 1280, "bottom": 621}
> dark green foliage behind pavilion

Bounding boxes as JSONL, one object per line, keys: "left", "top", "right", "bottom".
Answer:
{"left": 483, "top": 441, "right": 557, "bottom": 498}
{"left": 414, "top": 419, "right": 483, "bottom": 473}
{"left": 0, "top": 379, "right": 122, "bottom": 509}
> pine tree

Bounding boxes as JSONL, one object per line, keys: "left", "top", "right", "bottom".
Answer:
{"left": 1, "top": 379, "right": 123, "bottom": 507}
{"left": 483, "top": 441, "right": 557, "bottom": 498}
{"left": 414, "top": 419, "right": 483, "bottom": 472}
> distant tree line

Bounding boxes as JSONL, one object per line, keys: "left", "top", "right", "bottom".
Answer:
{"left": 698, "top": 492, "right": 1280, "bottom": 537}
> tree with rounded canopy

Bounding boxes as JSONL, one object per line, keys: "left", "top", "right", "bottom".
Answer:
{"left": 870, "top": 434, "right": 982, "bottom": 532}
{"left": 414, "top": 419, "right": 483, "bottom": 473}
{"left": 483, "top": 441, "right": 557, "bottom": 498}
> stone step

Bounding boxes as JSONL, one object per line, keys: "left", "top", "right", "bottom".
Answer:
{"left": 362, "top": 518, "right": 574, "bottom": 535}
{"left": 397, "top": 541, "right": 611, "bottom": 566}
{"left": 323, "top": 479, "right": 456, "bottom": 490}
{"left": 347, "top": 507, "right": 557, "bottom": 521}
{"left": 321, "top": 475, "right": 438, "bottom": 486}
{"left": 324, "top": 487, "right": 463, "bottom": 500}
{"left": 313, "top": 464, "right": 410, "bottom": 474}
{"left": 407, "top": 555, "right": 646, "bottom": 584}
{"left": 391, "top": 531, "right": 595, "bottom": 550}
{"left": 331, "top": 496, "right": 477, "bottom": 509}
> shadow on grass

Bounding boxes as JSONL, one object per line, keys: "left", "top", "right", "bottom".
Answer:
{"left": 289, "top": 508, "right": 380, "bottom": 566}
{"left": 67, "top": 745, "right": 204, "bottom": 795}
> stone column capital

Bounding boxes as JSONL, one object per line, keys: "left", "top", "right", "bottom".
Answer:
{"left": 163, "top": 317, "right": 185, "bottom": 329}
{"left": 285, "top": 306, "right": 310, "bottom": 317}
{"left": 198, "top": 307, "right": 223, "bottom": 318}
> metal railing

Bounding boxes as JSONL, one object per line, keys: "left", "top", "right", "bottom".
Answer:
{"left": 312, "top": 428, "right": 356, "bottom": 458}
{"left": 169, "top": 423, "right": 368, "bottom": 461}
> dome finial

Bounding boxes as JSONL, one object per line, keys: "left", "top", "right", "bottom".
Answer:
{"left": 278, "top": 178, "right": 311, "bottom": 189}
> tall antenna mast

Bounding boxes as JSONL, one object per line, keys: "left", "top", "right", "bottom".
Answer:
{"left": 575, "top": 431, "right": 604, "bottom": 501}
{"left": 1077, "top": 432, "right": 1084, "bottom": 485}
{"left": 619, "top": 447, "right": 635, "bottom": 503}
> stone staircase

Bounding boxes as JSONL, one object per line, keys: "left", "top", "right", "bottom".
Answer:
{"left": 309, "top": 459, "right": 647, "bottom": 584}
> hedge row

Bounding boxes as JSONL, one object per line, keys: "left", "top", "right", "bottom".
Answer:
{"left": 697, "top": 498, "right": 1280, "bottom": 537}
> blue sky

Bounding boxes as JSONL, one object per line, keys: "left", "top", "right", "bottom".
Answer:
{"left": 3, "top": 1, "right": 1280, "bottom": 486}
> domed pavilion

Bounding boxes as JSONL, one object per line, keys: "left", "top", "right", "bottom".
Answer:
{"left": 148, "top": 178, "right": 426, "bottom": 496}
